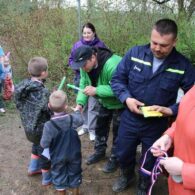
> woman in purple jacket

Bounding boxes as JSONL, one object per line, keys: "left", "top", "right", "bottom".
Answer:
{"left": 68, "top": 22, "right": 107, "bottom": 141}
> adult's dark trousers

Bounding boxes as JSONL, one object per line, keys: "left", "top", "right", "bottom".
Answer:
{"left": 94, "top": 104, "right": 123, "bottom": 158}
{"left": 116, "top": 109, "right": 169, "bottom": 173}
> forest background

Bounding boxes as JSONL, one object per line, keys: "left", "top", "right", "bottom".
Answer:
{"left": 0, "top": 0, "right": 194, "bottom": 95}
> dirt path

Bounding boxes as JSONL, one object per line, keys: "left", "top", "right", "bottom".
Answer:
{"left": 0, "top": 109, "right": 168, "bottom": 195}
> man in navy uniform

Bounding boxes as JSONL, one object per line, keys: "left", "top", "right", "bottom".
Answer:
{"left": 111, "top": 18, "right": 195, "bottom": 194}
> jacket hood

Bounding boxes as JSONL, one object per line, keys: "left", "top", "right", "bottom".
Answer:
{"left": 96, "top": 47, "right": 113, "bottom": 67}
{"left": 81, "top": 36, "right": 101, "bottom": 46}
{"left": 14, "top": 78, "right": 44, "bottom": 99}
{"left": 87, "top": 47, "right": 113, "bottom": 87}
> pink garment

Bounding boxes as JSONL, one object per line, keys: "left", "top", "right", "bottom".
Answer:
{"left": 166, "top": 85, "right": 195, "bottom": 195}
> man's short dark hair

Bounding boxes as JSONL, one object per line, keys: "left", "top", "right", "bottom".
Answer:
{"left": 154, "top": 18, "right": 178, "bottom": 39}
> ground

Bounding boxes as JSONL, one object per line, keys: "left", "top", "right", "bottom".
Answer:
{"left": 0, "top": 106, "right": 168, "bottom": 195}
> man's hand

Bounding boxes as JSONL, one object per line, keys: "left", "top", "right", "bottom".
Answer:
{"left": 148, "top": 105, "right": 173, "bottom": 117}
{"left": 151, "top": 134, "right": 172, "bottom": 157}
{"left": 83, "top": 86, "right": 96, "bottom": 96}
{"left": 160, "top": 157, "right": 183, "bottom": 176}
{"left": 125, "top": 98, "right": 144, "bottom": 114}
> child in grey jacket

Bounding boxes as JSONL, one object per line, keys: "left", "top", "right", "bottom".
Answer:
{"left": 14, "top": 57, "right": 52, "bottom": 186}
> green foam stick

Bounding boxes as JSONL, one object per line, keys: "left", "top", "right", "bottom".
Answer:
{"left": 67, "top": 84, "right": 83, "bottom": 92}
{"left": 58, "top": 76, "right": 66, "bottom": 90}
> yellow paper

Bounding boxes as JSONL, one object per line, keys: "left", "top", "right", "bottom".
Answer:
{"left": 140, "top": 106, "right": 163, "bottom": 118}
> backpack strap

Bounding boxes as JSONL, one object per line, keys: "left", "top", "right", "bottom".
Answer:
{"left": 50, "top": 114, "right": 73, "bottom": 132}
{"left": 69, "top": 114, "right": 73, "bottom": 128}
{"left": 50, "top": 120, "right": 61, "bottom": 132}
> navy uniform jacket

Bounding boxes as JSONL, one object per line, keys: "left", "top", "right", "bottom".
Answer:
{"left": 111, "top": 44, "right": 194, "bottom": 118}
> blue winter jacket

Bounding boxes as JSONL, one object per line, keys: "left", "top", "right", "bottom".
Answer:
{"left": 0, "top": 63, "right": 3, "bottom": 80}
{"left": 111, "top": 44, "right": 195, "bottom": 116}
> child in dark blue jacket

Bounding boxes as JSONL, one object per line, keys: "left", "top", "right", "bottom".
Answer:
{"left": 41, "top": 90, "right": 83, "bottom": 195}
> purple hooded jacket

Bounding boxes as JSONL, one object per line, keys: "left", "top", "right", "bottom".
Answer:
{"left": 68, "top": 37, "right": 107, "bottom": 74}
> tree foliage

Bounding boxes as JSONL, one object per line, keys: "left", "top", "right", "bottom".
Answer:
{"left": 0, "top": 0, "right": 194, "bottom": 89}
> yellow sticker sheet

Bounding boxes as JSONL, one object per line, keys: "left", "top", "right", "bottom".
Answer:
{"left": 140, "top": 106, "right": 163, "bottom": 118}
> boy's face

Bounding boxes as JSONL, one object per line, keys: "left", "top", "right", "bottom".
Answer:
{"left": 4, "top": 56, "right": 10, "bottom": 66}
{"left": 41, "top": 70, "right": 48, "bottom": 79}
{"left": 0, "top": 56, "right": 4, "bottom": 63}
{"left": 4, "top": 61, "right": 9, "bottom": 67}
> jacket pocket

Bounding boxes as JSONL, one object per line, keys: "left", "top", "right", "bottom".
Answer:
{"left": 160, "top": 74, "right": 180, "bottom": 92}
{"left": 156, "top": 75, "right": 179, "bottom": 105}
{"left": 128, "top": 72, "right": 145, "bottom": 97}
{"left": 128, "top": 72, "right": 145, "bottom": 84}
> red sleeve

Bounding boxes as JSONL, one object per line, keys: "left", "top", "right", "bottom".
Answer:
{"left": 164, "top": 121, "right": 176, "bottom": 140}
{"left": 182, "top": 163, "right": 195, "bottom": 190}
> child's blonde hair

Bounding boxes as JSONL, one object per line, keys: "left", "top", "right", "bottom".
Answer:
{"left": 28, "top": 57, "right": 48, "bottom": 77}
{"left": 49, "top": 90, "right": 68, "bottom": 112}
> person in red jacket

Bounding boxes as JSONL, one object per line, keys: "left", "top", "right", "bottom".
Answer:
{"left": 151, "top": 84, "right": 195, "bottom": 195}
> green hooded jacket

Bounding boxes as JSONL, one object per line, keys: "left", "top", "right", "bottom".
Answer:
{"left": 76, "top": 51, "right": 123, "bottom": 110}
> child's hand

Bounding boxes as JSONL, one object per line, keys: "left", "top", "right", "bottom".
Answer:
{"left": 70, "top": 105, "right": 83, "bottom": 112}
{"left": 70, "top": 107, "right": 78, "bottom": 112}
{"left": 74, "top": 104, "right": 83, "bottom": 112}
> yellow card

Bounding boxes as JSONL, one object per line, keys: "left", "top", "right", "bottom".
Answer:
{"left": 140, "top": 106, "right": 163, "bottom": 118}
